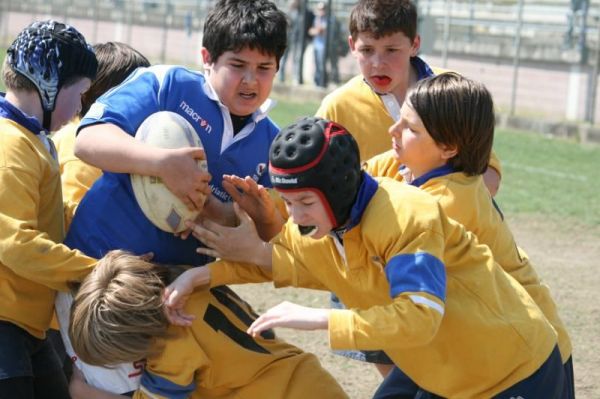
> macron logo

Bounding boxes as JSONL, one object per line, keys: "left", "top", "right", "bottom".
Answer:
{"left": 180, "top": 101, "right": 212, "bottom": 134}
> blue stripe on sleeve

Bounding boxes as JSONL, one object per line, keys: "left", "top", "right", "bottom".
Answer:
{"left": 385, "top": 252, "right": 446, "bottom": 301}
{"left": 140, "top": 370, "right": 196, "bottom": 399}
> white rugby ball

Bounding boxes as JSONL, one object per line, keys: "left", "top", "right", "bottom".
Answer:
{"left": 131, "top": 111, "right": 208, "bottom": 233}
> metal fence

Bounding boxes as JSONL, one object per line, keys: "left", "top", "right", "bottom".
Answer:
{"left": 1, "top": 0, "right": 599, "bottom": 127}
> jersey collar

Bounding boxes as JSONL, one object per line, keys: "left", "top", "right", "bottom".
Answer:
{"left": 332, "top": 172, "right": 379, "bottom": 239}
{"left": 410, "top": 163, "right": 457, "bottom": 187}
{"left": 0, "top": 93, "right": 47, "bottom": 136}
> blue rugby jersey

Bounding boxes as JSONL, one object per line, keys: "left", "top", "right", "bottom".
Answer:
{"left": 66, "top": 65, "right": 279, "bottom": 264}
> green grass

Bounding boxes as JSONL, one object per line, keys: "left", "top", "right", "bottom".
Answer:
{"left": 494, "top": 129, "right": 600, "bottom": 226}
{"left": 269, "top": 96, "right": 319, "bottom": 127}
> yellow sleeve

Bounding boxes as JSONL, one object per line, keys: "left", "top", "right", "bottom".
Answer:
{"left": 329, "top": 290, "right": 444, "bottom": 351}
{"left": 489, "top": 150, "right": 502, "bottom": 177}
{"left": 363, "top": 150, "right": 404, "bottom": 181}
{"left": 271, "top": 223, "right": 341, "bottom": 291}
{"left": 0, "top": 167, "right": 96, "bottom": 291}
{"left": 208, "top": 260, "right": 272, "bottom": 287}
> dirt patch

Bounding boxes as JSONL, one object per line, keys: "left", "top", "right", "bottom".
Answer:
{"left": 230, "top": 215, "right": 600, "bottom": 398}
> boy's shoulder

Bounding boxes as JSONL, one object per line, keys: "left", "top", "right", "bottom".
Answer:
{"left": 364, "top": 177, "right": 443, "bottom": 228}
{"left": 317, "top": 75, "right": 379, "bottom": 116}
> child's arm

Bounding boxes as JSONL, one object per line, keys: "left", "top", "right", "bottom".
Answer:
{"left": 0, "top": 169, "right": 97, "bottom": 291}
{"left": 69, "top": 367, "right": 129, "bottom": 399}
{"left": 76, "top": 123, "right": 211, "bottom": 210}
{"left": 247, "top": 301, "right": 330, "bottom": 337}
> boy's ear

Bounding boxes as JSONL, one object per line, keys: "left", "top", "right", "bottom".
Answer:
{"left": 348, "top": 35, "right": 356, "bottom": 53}
{"left": 439, "top": 144, "right": 458, "bottom": 160}
{"left": 201, "top": 48, "right": 213, "bottom": 68}
{"left": 410, "top": 35, "right": 421, "bottom": 57}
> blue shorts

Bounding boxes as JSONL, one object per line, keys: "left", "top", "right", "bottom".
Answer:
{"left": 374, "top": 345, "right": 566, "bottom": 399}
{"left": 0, "top": 321, "right": 65, "bottom": 380}
{"left": 330, "top": 293, "right": 394, "bottom": 365}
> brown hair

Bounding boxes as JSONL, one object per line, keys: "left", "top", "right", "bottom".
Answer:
{"left": 349, "top": 0, "right": 418, "bottom": 41}
{"left": 2, "top": 58, "right": 37, "bottom": 92}
{"left": 69, "top": 250, "right": 179, "bottom": 366}
{"left": 408, "top": 72, "right": 495, "bottom": 176}
{"left": 80, "top": 42, "right": 150, "bottom": 118}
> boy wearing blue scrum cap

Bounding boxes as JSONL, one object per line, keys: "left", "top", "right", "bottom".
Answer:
{"left": 166, "top": 117, "right": 566, "bottom": 398}
{"left": 0, "top": 20, "right": 98, "bottom": 398}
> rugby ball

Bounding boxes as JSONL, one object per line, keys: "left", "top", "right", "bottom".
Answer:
{"left": 131, "top": 111, "right": 208, "bottom": 233}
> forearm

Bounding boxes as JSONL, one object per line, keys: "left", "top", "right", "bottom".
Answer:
{"left": 328, "top": 295, "right": 443, "bottom": 351}
{"left": 69, "top": 377, "right": 128, "bottom": 399}
{"left": 75, "top": 123, "right": 164, "bottom": 175}
{"left": 254, "top": 212, "right": 285, "bottom": 242}
{"left": 208, "top": 257, "right": 273, "bottom": 287}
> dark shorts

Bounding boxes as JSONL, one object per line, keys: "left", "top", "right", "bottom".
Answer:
{"left": 374, "top": 345, "right": 566, "bottom": 399}
{"left": 0, "top": 320, "right": 69, "bottom": 398}
{"left": 330, "top": 293, "right": 394, "bottom": 365}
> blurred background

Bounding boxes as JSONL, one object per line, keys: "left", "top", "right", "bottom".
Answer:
{"left": 1, "top": 0, "right": 599, "bottom": 140}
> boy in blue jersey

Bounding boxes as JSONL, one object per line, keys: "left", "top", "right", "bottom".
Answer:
{"left": 0, "top": 20, "right": 98, "bottom": 398}
{"left": 66, "top": 0, "right": 288, "bottom": 265}
{"left": 165, "top": 117, "right": 566, "bottom": 398}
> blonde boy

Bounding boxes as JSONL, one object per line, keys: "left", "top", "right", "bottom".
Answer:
{"left": 68, "top": 250, "right": 348, "bottom": 399}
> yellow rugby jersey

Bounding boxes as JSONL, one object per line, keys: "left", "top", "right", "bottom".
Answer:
{"left": 0, "top": 118, "right": 97, "bottom": 338}
{"left": 210, "top": 176, "right": 557, "bottom": 398}
{"left": 53, "top": 117, "right": 102, "bottom": 206}
{"left": 133, "top": 286, "right": 347, "bottom": 399}
{"left": 365, "top": 152, "right": 571, "bottom": 362}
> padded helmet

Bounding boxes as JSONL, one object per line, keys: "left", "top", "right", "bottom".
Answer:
{"left": 7, "top": 20, "right": 97, "bottom": 129}
{"left": 269, "top": 116, "right": 361, "bottom": 228}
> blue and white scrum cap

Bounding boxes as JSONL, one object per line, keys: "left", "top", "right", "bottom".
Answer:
{"left": 7, "top": 20, "right": 97, "bottom": 128}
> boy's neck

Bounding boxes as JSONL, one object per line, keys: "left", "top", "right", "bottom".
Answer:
{"left": 4, "top": 90, "right": 43, "bottom": 125}
{"left": 390, "top": 60, "right": 418, "bottom": 105}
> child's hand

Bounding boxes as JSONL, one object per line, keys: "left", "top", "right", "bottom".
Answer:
{"left": 222, "top": 175, "right": 284, "bottom": 241}
{"left": 164, "top": 267, "right": 211, "bottom": 326}
{"left": 158, "top": 147, "right": 212, "bottom": 211}
{"left": 247, "top": 301, "right": 330, "bottom": 337}
{"left": 185, "top": 204, "right": 264, "bottom": 263}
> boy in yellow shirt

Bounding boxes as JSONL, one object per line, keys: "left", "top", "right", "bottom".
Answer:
{"left": 0, "top": 20, "right": 98, "bottom": 397}
{"left": 166, "top": 117, "right": 566, "bottom": 398}
{"left": 68, "top": 250, "right": 348, "bottom": 399}
{"left": 367, "top": 71, "right": 574, "bottom": 398}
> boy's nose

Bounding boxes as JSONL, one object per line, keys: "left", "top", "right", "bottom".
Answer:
{"left": 242, "top": 69, "right": 256, "bottom": 83}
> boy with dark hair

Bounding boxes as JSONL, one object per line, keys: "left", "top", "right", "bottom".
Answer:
{"left": 54, "top": 41, "right": 150, "bottom": 206}
{"left": 67, "top": 250, "right": 348, "bottom": 399}
{"left": 66, "top": 0, "right": 288, "bottom": 266}
{"left": 0, "top": 20, "right": 98, "bottom": 398}
{"left": 165, "top": 116, "right": 566, "bottom": 398}
{"left": 316, "top": 0, "right": 502, "bottom": 195}
{"left": 368, "top": 72, "right": 574, "bottom": 398}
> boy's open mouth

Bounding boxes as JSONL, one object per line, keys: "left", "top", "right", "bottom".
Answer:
{"left": 298, "top": 225, "right": 318, "bottom": 236}
{"left": 371, "top": 75, "right": 391, "bottom": 86}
